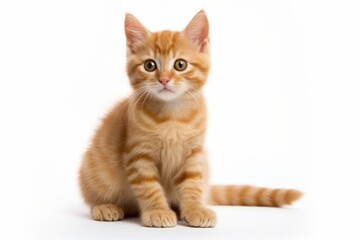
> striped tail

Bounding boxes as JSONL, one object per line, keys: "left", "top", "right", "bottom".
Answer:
{"left": 209, "top": 185, "right": 303, "bottom": 207}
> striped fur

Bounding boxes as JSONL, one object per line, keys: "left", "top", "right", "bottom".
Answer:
{"left": 78, "top": 10, "right": 302, "bottom": 228}
{"left": 209, "top": 185, "right": 302, "bottom": 207}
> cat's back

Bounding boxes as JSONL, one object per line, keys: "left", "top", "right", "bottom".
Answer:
{"left": 92, "top": 98, "right": 130, "bottom": 153}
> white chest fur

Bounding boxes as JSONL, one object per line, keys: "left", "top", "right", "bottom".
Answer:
{"left": 155, "top": 121, "right": 193, "bottom": 174}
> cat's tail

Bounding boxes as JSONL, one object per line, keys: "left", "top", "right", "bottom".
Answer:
{"left": 209, "top": 185, "right": 303, "bottom": 207}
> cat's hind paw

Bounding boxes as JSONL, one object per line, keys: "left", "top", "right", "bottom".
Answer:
{"left": 91, "top": 204, "right": 124, "bottom": 221}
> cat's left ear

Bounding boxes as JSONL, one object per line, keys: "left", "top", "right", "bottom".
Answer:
{"left": 125, "top": 13, "right": 150, "bottom": 53}
{"left": 182, "top": 10, "right": 210, "bottom": 52}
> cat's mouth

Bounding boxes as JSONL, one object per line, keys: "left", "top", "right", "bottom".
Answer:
{"left": 153, "top": 86, "right": 183, "bottom": 101}
{"left": 158, "top": 88, "right": 174, "bottom": 93}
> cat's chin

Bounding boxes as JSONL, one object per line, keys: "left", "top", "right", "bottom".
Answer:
{"left": 153, "top": 89, "right": 182, "bottom": 102}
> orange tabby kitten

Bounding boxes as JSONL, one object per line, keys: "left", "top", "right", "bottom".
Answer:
{"left": 79, "top": 10, "right": 302, "bottom": 228}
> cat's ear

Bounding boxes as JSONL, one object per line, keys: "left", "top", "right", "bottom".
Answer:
{"left": 125, "top": 13, "right": 150, "bottom": 53}
{"left": 183, "top": 10, "right": 209, "bottom": 52}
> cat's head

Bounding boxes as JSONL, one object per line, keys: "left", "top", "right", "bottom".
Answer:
{"left": 125, "top": 10, "right": 210, "bottom": 102}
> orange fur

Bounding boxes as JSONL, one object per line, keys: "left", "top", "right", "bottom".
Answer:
{"left": 78, "top": 10, "right": 302, "bottom": 228}
{"left": 209, "top": 185, "right": 302, "bottom": 207}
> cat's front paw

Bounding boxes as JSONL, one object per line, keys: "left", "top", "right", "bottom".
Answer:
{"left": 182, "top": 207, "right": 217, "bottom": 227}
{"left": 141, "top": 209, "right": 177, "bottom": 227}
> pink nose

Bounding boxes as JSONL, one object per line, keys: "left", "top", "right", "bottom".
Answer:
{"left": 158, "top": 78, "right": 170, "bottom": 86}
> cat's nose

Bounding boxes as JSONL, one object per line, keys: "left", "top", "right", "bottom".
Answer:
{"left": 158, "top": 78, "right": 170, "bottom": 86}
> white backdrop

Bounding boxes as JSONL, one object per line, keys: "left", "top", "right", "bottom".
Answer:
{"left": 0, "top": 0, "right": 359, "bottom": 239}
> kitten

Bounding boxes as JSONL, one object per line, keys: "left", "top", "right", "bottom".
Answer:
{"left": 78, "top": 10, "right": 302, "bottom": 228}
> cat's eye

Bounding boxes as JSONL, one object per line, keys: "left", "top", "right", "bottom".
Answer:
{"left": 174, "top": 59, "right": 187, "bottom": 71}
{"left": 144, "top": 59, "right": 157, "bottom": 72}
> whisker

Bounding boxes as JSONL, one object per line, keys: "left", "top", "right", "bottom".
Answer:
{"left": 128, "top": 85, "right": 150, "bottom": 117}
{"left": 141, "top": 89, "right": 152, "bottom": 111}
{"left": 184, "top": 89, "right": 200, "bottom": 105}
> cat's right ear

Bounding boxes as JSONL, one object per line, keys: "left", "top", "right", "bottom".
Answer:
{"left": 124, "top": 13, "right": 150, "bottom": 53}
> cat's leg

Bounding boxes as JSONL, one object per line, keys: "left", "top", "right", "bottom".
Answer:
{"left": 87, "top": 186, "right": 138, "bottom": 221}
{"left": 125, "top": 152, "right": 177, "bottom": 227}
{"left": 91, "top": 204, "right": 124, "bottom": 221}
{"left": 174, "top": 148, "right": 217, "bottom": 227}
{"left": 79, "top": 154, "right": 130, "bottom": 222}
